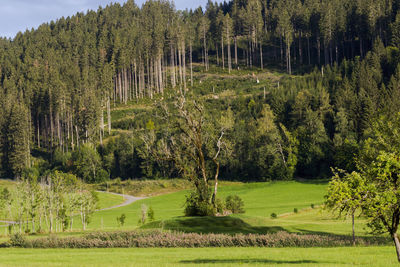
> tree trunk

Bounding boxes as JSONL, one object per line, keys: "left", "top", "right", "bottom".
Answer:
{"left": 286, "top": 41, "right": 292, "bottom": 75}
{"left": 352, "top": 212, "right": 355, "bottom": 246}
{"left": 190, "top": 43, "right": 193, "bottom": 86}
{"left": 234, "top": 36, "right": 238, "bottom": 66}
{"left": 216, "top": 44, "right": 219, "bottom": 65}
{"left": 227, "top": 31, "right": 232, "bottom": 73}
{"left": 221, "top": 35, "right": 225, "bottom": 70}
{"left": 393, "top": 233, "right": 400, "bottom": 262}
{"left": 182, "top": 45, "right": 186, "bottom": 90}
{"left": 107, "top": 98, "right": 111, "bottom": 135}
{"left": 260, "top": 40, "right": 263, "bottom": 70}
{"left": 212, "top": 161, "right": 220, "bottom": 207}
{"left": 171, "top": 44, "right": 176, "bottom": 88}
{"left": 203, "top": 31, "right": 208, "bottom": 71}
{"left": 178, "top": 47, "right": 183, "bottom": 93}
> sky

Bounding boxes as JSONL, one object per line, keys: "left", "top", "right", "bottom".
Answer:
{"left": 0, "top": 0, "right": 225, "bottom": 39}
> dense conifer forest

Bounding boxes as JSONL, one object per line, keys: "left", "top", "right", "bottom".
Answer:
{"left": 1, "top": 0, "right": 400, "bottom": 182}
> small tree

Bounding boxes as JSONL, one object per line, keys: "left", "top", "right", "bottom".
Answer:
{"left": 327, "top": 152, "right": 400, "bottom": 261}
{"left": 147, "top": 207, "right": 155, "bottom": 222}
{"left": 325, "top": 169, "right": 366, "bottom": 245}
{"left": 140, "top": 204, "right": 148, "bottom": 225}
{"left": 77, "top": 190, "right": 99, "bottom": 230}
{"left": 117, "top": 213, "right": 126, "bottom": 227}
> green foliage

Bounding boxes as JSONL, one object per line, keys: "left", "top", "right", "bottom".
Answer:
{"left": 117, "top": 214, "right": 126, "bottom": 227}
{"left": 225, "top": 195, "right": 245, "bottom": 214}
{"left": 72, "top": 144, "right": 105, "bottom": 183}
{"left": 9, "top": 233, "right": 26, "bottom": 247}
{"left": 270, "top": 213, "right": 277, "bottom": 219}
{"left": 0, "top": 0, "right": 400, "bottom": 184}
{"left": 147, "top": 207, "right": 155, "bottom": 222}
{"left": 325, "top": 169, "right": 365, "bottom": 217}
{"left": 184, "top": 192, "right": 216, "bottom": 217}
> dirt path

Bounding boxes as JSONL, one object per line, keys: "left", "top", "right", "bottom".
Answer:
{"left": 97, "top": 191, "right": 146, "bottom": 211}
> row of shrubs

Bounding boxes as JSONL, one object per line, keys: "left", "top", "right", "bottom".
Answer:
{"left": 4, "top": 230, "right": 389, "bottom": 248}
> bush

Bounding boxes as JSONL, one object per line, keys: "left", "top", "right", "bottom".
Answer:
{"left": 270, "top": 213, "right": 277, "bottom": 219}
{"left": 147, "top": 207, "right": 155, "bottom": 222}
{"left": 311, "top": 203, "right": 315, "bottom": 209}
{"left": 10, "top": 233, "right": 27, "bottom": 247}
{"left": 117, "top": 214, "right": 126, "bottom": 227}
{"left": 225, "top": 195, "right": 245, "bottom": 214}
{"left": 215, "top": 197, "right": 225, "bottom": 214}
{"left": 294, "top": 208, "right": 298, "bottom": 213}
{"left": 184, "top": 192, "right": 215, "bottom": 216}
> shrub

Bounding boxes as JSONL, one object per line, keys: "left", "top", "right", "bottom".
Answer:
{"left": 294, "top": 208, "right": 298, "bottom": 213}
{"left": 270, "top": 213, "right": 277, "bottom": 219}
{"left": 147, "top": 207, "right": 155, "bottom": 222}
{"left": 225, "top": 195, "right": 245, "bottom": 214}
{"left": 117, "top": 214, "right": 126, "bottom": 227}
{"left": 184, "top": 192, "right": 215, "bottom": 216}
{"left": 10, "top": 233, "right": 27, "bottom": 247}
{"left": 215, "top": 197, "right": 225, "bottom": 214}
{"left": 311, "top": 203, "right": 315, "bottom": 209}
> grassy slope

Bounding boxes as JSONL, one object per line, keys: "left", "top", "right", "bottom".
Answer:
{"left": 1, "top": 179, "right": 369, "bottom": 238}
{"left": 0, "top": 247, "right": 396, "bottom": 267}
{"left": 71, "top": 180, "right": 371, "bottom": 237}
{"left": 96, "top": 192, "right": 125, "bottom": 210}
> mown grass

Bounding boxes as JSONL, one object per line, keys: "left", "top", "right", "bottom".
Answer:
{"left": 71, "top": 180, "right": 373, "bottom": 238}
{"left": 0, "top": 246, "right": 396, "bottom": 266}
{"left": 1, "top": 180, "right": 372, "bottom": 239}
{"left": 96, "top": 191, "right": 125, "bottom": 210}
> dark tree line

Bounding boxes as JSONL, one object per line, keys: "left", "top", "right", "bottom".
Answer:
{"left": 0, "top": 0, "right": 400, "bottom": 179}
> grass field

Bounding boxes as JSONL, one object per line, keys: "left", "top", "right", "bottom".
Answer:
{"left": 0, "top": 246, "right": 396, "bottom": 266}
{"left": 68, "top": 180, "right": 372, "bottom": 238}
{"left": 96, "top": 191, "right": 125, "bottom": 210}
{"left": 0, "top": 180, "right": 373, "bottom": 238}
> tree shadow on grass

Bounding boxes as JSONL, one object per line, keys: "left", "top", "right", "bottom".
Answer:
{"left": 142, "top": 216, "right": 285, "bottom": 234}
{"left": 180, "top": 259, "right": 321, "bottom": 264}
{"left": 293, "top": 228, "right": 390, "bottom": 244}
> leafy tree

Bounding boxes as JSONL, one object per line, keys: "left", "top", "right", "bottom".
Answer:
{"left": 72, "top": 144, "right": 104, "bottom": 183}
{"left": 325, "top": 169, "right": 366, "bottom": 245}
{"left": 141, "top": 95, "right": 233, "bottom": 215}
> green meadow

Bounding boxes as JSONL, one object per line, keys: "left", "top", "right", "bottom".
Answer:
{"left": 0, "top": 246, "right": 395, "bottom": 267}
{"left": 63, "top": 180, "right": 370, "bottom": 238}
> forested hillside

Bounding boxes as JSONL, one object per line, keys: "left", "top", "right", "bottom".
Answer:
{"left": 0, "top": 0, "right": 400, "bottom": 181}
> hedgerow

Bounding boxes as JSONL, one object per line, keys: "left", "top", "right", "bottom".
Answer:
{"left": 3, "top": 230, "right": 389, "bottom": 248}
